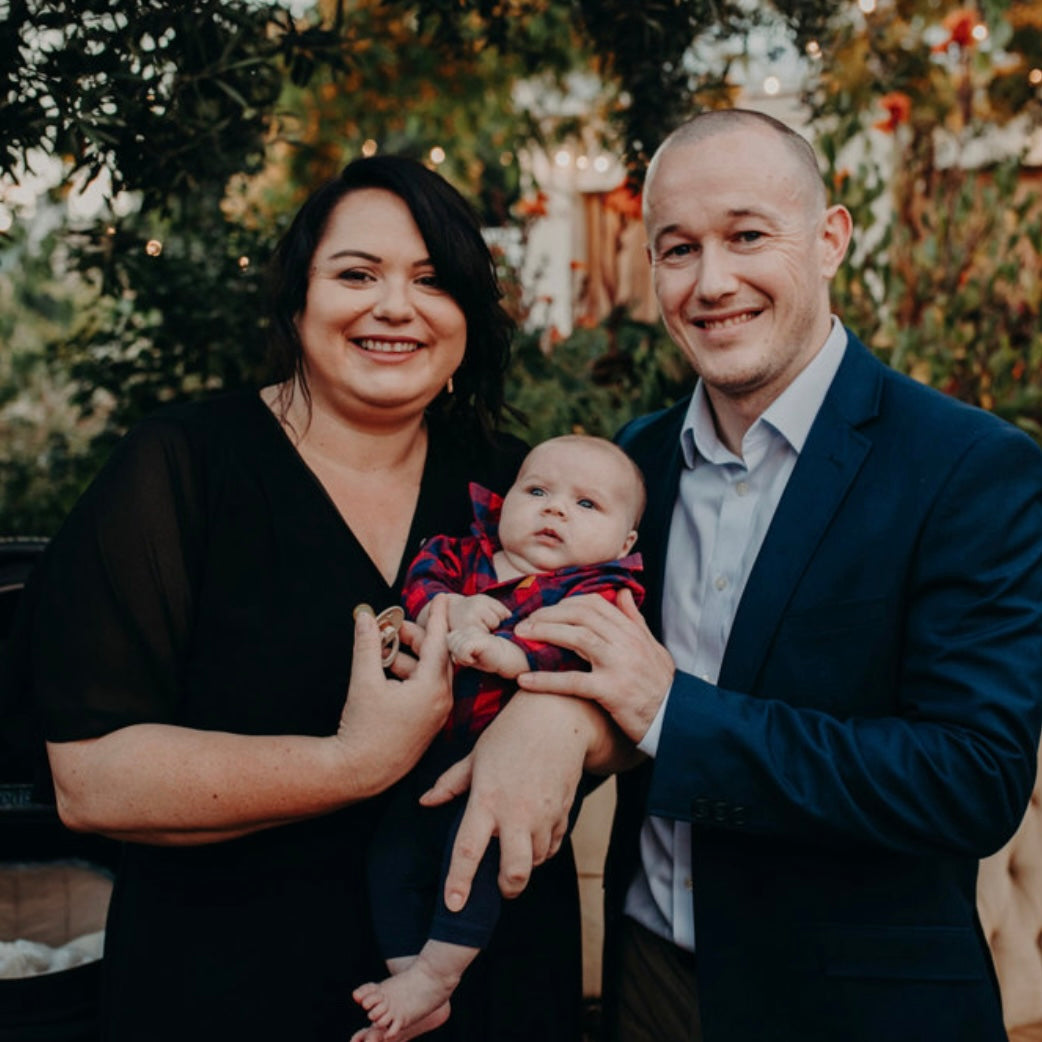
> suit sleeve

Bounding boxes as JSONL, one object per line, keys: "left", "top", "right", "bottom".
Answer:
{"left": 648, "top": 424, "right": 1042, "bottom": 858}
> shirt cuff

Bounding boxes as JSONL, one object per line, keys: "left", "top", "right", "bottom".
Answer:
{"left": 636, "top": 683, "right": 672, "bottom": 756}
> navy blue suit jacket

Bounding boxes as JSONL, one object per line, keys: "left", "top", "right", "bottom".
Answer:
{"left": 608, "top": 335, "right": 1042, "bottom": 1041}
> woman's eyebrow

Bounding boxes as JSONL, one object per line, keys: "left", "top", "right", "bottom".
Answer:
{"left": 324, "top": 249, "right": 435, "bottom": 269}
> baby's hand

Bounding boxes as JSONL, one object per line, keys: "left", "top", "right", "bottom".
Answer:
{"left": 449, "top": 594, "right": 510, "bottom": 635}
{"left": 447, "top": 628, "right": 528, "bottom": 678}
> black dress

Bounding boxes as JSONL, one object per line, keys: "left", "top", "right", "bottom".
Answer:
{"left": 29, "top": 391, "right": 582, "bottom": 1041}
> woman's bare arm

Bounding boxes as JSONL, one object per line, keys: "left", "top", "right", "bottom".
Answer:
{"left": 47, "top": 601, "right": 454, "bottom": 845}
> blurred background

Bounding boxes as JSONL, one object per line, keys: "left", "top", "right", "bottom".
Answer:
{"left": 1, "top": 0, "right": 1040, "bottom": 535}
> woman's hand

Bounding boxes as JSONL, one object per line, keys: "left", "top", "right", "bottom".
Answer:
{"left": 334, "top": 597, "right": 453, "bottom": 796}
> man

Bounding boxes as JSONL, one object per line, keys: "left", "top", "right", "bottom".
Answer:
{"left": 509, "top": 108, "right": 1042, "bottom": 1041}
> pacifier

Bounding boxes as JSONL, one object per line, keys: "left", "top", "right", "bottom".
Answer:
{"left": 354, "top": 604, "right": 405, "bottom": 667}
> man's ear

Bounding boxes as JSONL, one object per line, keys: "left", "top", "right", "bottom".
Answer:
{"left": 820, "top": 204, "right": 853, "bottom": 278}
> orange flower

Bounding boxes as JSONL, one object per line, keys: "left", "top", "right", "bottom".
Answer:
{"left": 932, "top": 9, "right": 979, "bottom": 52}
{"left": 833, "top": 168, "right": 851, "bottom": 193}
{"left": 1012, "top": 359, "right": 1026, "bottom": 381}
{"left": 514, "top": 191, "right": 549, "bottom": 218}
{"left": 873, "top": 92, "right": 912, "bottom": 133}
{"left": 604, "top": 180, "right": 643, "bottom": 220}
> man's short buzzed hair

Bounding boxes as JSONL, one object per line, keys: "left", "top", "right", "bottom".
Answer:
{"left": 649, "top": 108, "right": 827, "bottom": 211}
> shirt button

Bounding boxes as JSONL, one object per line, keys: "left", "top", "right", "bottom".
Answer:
{"left": 735, "top": 480, "right": 749, "bottom": 496}
{"left": 714, "top": 575, "right": 729, "bottom": 591}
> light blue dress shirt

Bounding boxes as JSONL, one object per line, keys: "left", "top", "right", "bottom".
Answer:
{"left": 624, "top": 319, "right": 849, "bottom": 951}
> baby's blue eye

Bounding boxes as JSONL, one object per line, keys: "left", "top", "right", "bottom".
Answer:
{"left": 577, "top": 498, "right": 596, "bottom": 509}
{"left": 528, "top": 487, "right": 546, "bottom": 497}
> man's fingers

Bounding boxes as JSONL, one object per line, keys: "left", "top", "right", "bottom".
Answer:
{"left": 517, "top": 668, "right": 599, "bottom": 697}
{"left": 419, "top": 755, "right": 473, "bottom": 807}
{"left": 495, "top": 826, "right": 535, "bottom": 898}
{"left": 615, "top": 587, "right": 644, "bottom": 623}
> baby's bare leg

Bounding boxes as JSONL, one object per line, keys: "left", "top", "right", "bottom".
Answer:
{"left": 352, "top": 940, "right": 477, "bottom": 1040}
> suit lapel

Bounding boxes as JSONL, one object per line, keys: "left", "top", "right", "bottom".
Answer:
{"left": 719, "top": 338, "right": 884, "bottom": 693}
{"left": 630, "top": 407, "right": 685, "bottom": 639}
{"left": 618, "top": 400, "right": 688, "bottom": 639}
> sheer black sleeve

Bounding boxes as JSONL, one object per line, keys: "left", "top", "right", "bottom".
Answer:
{"left": 32, "top": 415, "right": 206, "bottom": 741}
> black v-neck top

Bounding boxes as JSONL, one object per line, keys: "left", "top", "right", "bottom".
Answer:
{"left": 29, "top": 393, "right": 582, "bottom": 1040}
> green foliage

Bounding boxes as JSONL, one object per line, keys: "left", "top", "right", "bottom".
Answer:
{"left": 504, "top": 313, "right": 693, "bottom": 444}
{"left": 0, "top": 218, "right": 108, "bottom": 533}
{"left": 0, "top": 0, "right": 347, "bottom": 206}
{"left": 0, "top": 0, "right": 335, "bottom": 533}
{"left": 807, "top": 0, "right": 1042, "bottom": 437}
{"left": 3, "top": 0, "right": 1042, "bottom": 535}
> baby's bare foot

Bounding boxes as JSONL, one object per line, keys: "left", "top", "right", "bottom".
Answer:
{"left": 352, "top": 941, "right": 472, "bottom": 1039}
{"left": 348, "top": 999, "right": 450, "bottom": 1042}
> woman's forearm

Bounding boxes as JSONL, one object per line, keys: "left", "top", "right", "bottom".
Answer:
{"left": 46, "top": 598, "right": 455, "bottom": 846}
{"left": 47, "top": 724, "right": 385, "bottom": 844}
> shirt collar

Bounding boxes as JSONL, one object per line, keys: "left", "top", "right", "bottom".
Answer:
{"left": 680, "top": 317, "right": 848, "bottom": 467}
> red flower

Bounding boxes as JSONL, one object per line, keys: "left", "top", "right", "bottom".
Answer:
{"left": 515, "top": 191, "right": 549, "bottom": 218}
{"left": 932, "top": 9, "right": 979, "bottom": 52}
{"left": 604, "top": 181, "right": 643, "bottom": 220}
{"left": 873, "top": 92, "right": 912, "bottom": 133}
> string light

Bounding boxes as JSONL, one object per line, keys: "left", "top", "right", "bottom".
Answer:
{"left": 361, "top": 139, "right": 377, "bottom": 157}
{"left": 238, "top": 256, "right": 250, "bottom": 271}
{"left": 593, "top": 156, "right": 611, "bottom": 173}
{"left": 429, "top": 146, "right": 446, "bottom": 165}
{"left": 554, "top": 149, "right": 571, "bottom": 168}
{"left": 972, "top": 23, "right": 988, "bottom": 43}
{"left": 763, "top": 75, "right": 781, "bottom": 96}
{"left": 145, "top": 239, "right": 162, "bottom": 257}
{"left": 1030, "top": 69, "right": 1042, "bottom": 86}
{"left": 806, "top": 40, "right": 822, "bottom": 59}
{"left": 858, "top": 0, "right": 876, "bottom": 12}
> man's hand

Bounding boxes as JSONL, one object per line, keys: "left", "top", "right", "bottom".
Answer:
{"left": 420, "top": 693, "right": 595, "bottom": 912}
{"left": 515, "top": 588, "right": 675, "bottom": 743}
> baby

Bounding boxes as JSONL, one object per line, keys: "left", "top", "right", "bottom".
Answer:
{"left": 351, "top": 434, "right": 646, "bottom": 1042}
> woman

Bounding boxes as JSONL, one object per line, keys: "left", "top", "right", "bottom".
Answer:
{"left": 28, "top": 156, "right": 609, "bottom": 1041}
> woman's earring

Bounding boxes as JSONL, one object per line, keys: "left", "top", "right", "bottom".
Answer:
{"left": 446, "top": 376, "right": 455, "bottom": 395}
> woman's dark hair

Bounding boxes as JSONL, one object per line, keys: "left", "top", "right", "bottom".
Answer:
{"left": 265, "top": 154, "right": 514, "bottom": 438}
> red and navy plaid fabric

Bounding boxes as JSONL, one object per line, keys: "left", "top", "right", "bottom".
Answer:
{"left": 403, "top": 483, "right": 645, "bottom": 743}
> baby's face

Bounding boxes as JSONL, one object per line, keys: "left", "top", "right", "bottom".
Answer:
{"left": 497, "top": 440, "right": 639, "bottom": 576}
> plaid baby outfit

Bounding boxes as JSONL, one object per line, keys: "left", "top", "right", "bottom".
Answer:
{"left": 403, "top": 482, "right": 645, "bottom": 744}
